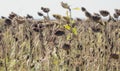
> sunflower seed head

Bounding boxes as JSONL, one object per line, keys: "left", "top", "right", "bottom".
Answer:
{"left": 114, "top": 9, "right": 120, "bottom": 16}
{"left": 1, "top": 16, "right": 6, "bottom": 19}
{"left": 92, "top": 15, "right": 101, "bottom": 22}
{"left": 61, "top": 2, "right": 70, "bottom": 10}
{"left": 53, "top": 14, "right": 62, "bottom": 20}
{"left": 62, "top": 43, "right": 71, "bottom": 50}
{"left": 110, "top": 53, "right": 119, "bottom": 59}
{"left": 41, "top": 7, "right": 44, "bottom": 10}
{"left": 85, "top": 11, "right": 92, "bottom": 18}
{"left": 41, "top": 7, "right": 50, "bottom": 13}
{"left": 4, "top": 19, "right": 12, "bottom": 26}
{"left": 99, "top": 10, "right": 109, "bottom": 17}
{"left": 37, "top": 12, "right": 43, "bottom": 16}
{"left": 81, "top": 7, "right": 86, "bottom": 12}
{"left": 32, "top": 27, "right": 39, "bottom": 32}
{"left": 113, "top": 13, "right": 119, "bottom": 19}
{"left": 15, "top": 16, "right": 25, "bottom": 24}
{"left": 92, "top": 27, "right": 101, "bottom": 32}
{"left": 55, "top": 30, "right": 65, "bottom": 36}
{"left": 9, "top": 12, "right": 17, "bottom": 19}
{"left": 76, "top": 18, "right": 82, "bottom": 21}
{"left": 26, "top": 14, "right": 33, "bottom": 19}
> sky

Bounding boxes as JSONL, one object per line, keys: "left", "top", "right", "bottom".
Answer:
{"left": 0, "top": 0, "right": 120, "bottom": 19}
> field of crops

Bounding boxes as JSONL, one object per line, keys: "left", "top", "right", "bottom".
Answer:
{"left": 0, "top": 2, "right": 120, "bottom": 71}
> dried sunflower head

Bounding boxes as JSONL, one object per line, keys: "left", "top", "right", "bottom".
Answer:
{"left": 53, "top": 14, "right": 62, "bottom": 20}
{"left": 62, "top": 43, "right": 71, "bottom": 50}
{"left": 32, "top": 23, "right": 38, "bottom": 28}
{"left": 76, "top": 18, "right": 82, "bottom": 21}
{"left": 32, "top": 27, "right": 39, "bottom": 32}
{"left": 63, "top": 16, "right": 70, "bottom": 21}
{"left": 114, "top": 9, "right": 120, "bottom": 16}
{"left": 113, "top": 13, "right": 119, "bottom": 19}
{"left": 61, "top": 2, "right": 70, "bottom": 10}
{"left": 55, "top": 30, "right": 65, "bottom": 36}
{"left": 92, "top": 15, "right": 101, "bottom": 22}
{"left": 81, "top": 7, "right": 86, "bottom": 12}
{"left": 91, "top": 27, "right": 101, "bottom": 32}
{"left": 85, "top": 11, "right": 92, "bottom": 18}
{"left": 26, "top": 14, "right": 33, "bottom": 19}
{"left": 37, "top": 12, "right": 43, "bottom": 16}
{"left": 9, "top": 12, "right": 17, "bottom": 19}
{"left": 99, "top": 10, "right": 110, "bottom": 17}
{"left": 15, "top": 16, "right": 25, "bottom": 24}
{"left": 1, "top": 16, "right": 6, "bottom": 19}
{"left": 4, "top": 19, "right": 12, "bottom": 26}
{"left": 41, "top": 7, "right": 50, "bottom": 13}
{"left": 31, "top": 24, "right": 39, "bottom": 32}
{"left": 62, "top": 16, "right": 70, "bottom": 23}
{"left": 110, "top": 53, "right": 119, "bottom": 59}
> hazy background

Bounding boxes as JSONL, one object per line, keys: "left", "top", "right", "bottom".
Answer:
{"left": 0, "top": 0, "right": 120, "bottom": 19}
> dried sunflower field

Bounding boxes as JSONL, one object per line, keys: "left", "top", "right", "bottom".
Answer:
{"left": 0, "top": 2, "right": 120, "bottom": 71}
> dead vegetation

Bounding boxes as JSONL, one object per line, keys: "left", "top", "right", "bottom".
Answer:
{"left": 0, "top": 2, "right": 120, "bottom": 71}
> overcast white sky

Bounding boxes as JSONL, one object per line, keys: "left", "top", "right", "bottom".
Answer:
{"left": 0, "top": 0, "right": 120, "bottom": 19}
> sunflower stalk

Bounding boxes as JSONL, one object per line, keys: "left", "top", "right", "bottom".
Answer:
{"left": 67, "top": 7, "right": 72, "bottom": 25}
{"left": 1, "top": 40, "right": 8, "bottom": 71}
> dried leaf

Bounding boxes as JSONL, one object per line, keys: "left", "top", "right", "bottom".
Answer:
{"left": 71, "top": 20, "right": 75, "bottom": 24}
{"left": 64, "top": 24, "right": 71, "bottom": 30}
{"left": 72, "top": 27, "right": 77, "bottom": 35}
{"left": 73, "top": 7, "right": 80, "bottom": 10}
{"left": 67, "top": 34, "right": 71, "bottom": 40}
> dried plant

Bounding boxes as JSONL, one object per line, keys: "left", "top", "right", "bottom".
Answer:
{"left": 8, "top": 12, "right": 17, "bottom": 19}
{"left": 53, "top": 14, "right": 62, "bottom": 20}
{"left": 85, "top": 11, "right": 92, "bottom": 19}
{"left": 62, "top": 43, "right": 71, "bottom": 51}
{"left": 81, "top": 7, "right": 86, "bottom": 12}
{"left": 76, "top": 18, "right": 82, "bottom": 21}
{"left": 4, "top": 19, "right": 12, "bottom": 26}
{"left": 37, "top": 12, "right": 47, "bottom": 22}
{"left": 41, "top": 7, "right": 50, "bottom": 13}
{"left": 114, "top": 9, "right": 120, "bottom": 16}
{"left": 113, "top": 13, "right": 119, "bottom": 21}
{"left": 110, "top": 53, "right": 119, "bottom": 59}
{"left": 37, "top": 12, "right": 44, "bottom": 16}
{"left": 54, "top": 30, "right": 65, "bottom": 36}
{"left": 99, "top": 10, "right": 110, "bottom": 17}
{"left": 41, "top": 7, "right": 50, "bottom": 20}
{"left": 32, "top": 27, "right": 39, "bottom": 32}
{"left": 61, "top": 2, "right": 70, "bottom": 10}
{"left": 26, "top": 14, "right": 33, "bottom": 19}
{"left": 113, "top": 13, "right": 119, "bottom": 19}
{"left": 92, "top": 15, "right": 101, "bottom": 22}
{"left": 91, "top": 26, "right": 101, "bottom": 32}
{"left": 14, "top": 16, "right": 25, "bottom": 24}
{"left": 108, "top": 16, "right": 116, "bottom": 22}
{"left": 61, "top": 2, "right": 72, "bottom": 21}
{"left": 99, "top": 10, "right": 116, "bottom": 22}
{"left": 0, "top": 2, "right": 120, "bottom": 71}
{"left": 62, "top": 16, "right": 70, "bottom": 23}
{"left": 1, "top": 16, "right": 6, "bottom": 19}
{"left": 53, "top": 14, "right": 62, "bottom": 25}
